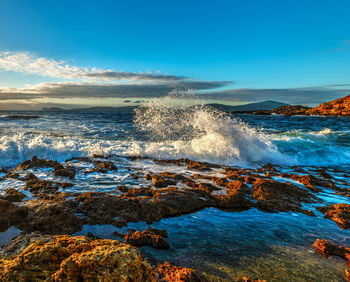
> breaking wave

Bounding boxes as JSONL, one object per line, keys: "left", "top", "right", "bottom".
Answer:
{"left": 132, "top": 94, "right": 293, "bottom": 166}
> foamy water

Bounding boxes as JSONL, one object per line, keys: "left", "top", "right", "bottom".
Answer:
{"left": 0, "top": 96, "right": 350, "bottom": 168}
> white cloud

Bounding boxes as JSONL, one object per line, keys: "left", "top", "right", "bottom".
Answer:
{"left": 0, "top": 51, "right": 190, "bottom": 82}
{"left": 0, "top": 51, "right": 89, "bottom": 79}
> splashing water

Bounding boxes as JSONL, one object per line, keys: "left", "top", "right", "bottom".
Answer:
{"left": 133, "top": 94, "right": 293, "bottom": 166}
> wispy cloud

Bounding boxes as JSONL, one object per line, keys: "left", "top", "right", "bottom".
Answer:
{"left": 0, "top": 52, "right": 88, "bottom": 79}
{"left": 0, "top": 80, "right": 230, "bottom": 100}
{"left": 0, "top": 51, "right": 209, "bottom": 83}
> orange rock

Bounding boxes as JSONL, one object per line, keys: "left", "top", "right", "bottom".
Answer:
{"left": 157, "top": 262, "right": 208, "bottom": 282}
{"left": 306, "top": 95, "right": 350, "bottom": 116}
{"left": 124, "top": 227, "right": 169, "bottom": 249}
{"left": 313, "top": 239, "right": 350, "bottom": 281}
{"left": 317, "top": 203, "right": 350, "bottom": 229}
{"left": 0, "top": 235, "right": 157, "bottom": 281}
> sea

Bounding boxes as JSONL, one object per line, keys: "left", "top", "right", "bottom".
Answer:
{"left": 1, "top": 96, "right": 350, "bottom": 280}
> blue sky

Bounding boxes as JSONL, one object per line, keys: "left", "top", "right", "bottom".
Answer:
{"left": 0, "top": 0, "right": 350, "bottom": 109}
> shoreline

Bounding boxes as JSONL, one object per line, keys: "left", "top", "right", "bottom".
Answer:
{"left": 0, "top": 155, "right": 350, "bottom": 280}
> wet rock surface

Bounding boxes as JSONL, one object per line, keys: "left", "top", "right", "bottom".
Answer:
{"left": 0, "top": 156, "right": 349, "bottom": 280}
{"left": 157, "top": 262, "right": 208, "bottom": 282}
{"left": 124, "top": 227, "right": 170, "bottom": 249}
{"left": 317, "top": 203, "right": 350, "bottom": 229}
{"left": 313, "top": 239, "right": 350, "bottom": 281}
{"left": 252, "top": 178, "right": 317, "bottom": 214}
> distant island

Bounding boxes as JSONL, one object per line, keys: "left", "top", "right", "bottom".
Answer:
{"left": 42, "top": 100, "right": 289, "bottom": 112}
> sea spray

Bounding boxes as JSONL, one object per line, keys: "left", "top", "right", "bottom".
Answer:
{"left": 133, "top": 93, "right": 293, "bottom": 166}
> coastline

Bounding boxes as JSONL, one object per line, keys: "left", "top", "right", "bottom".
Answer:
{"left": 1, "top": 155, "right": 350, "bottom": 280}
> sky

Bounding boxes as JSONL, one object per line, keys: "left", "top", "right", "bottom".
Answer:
{"left": 0, "top": 0, "right": 350, "bottom": 110}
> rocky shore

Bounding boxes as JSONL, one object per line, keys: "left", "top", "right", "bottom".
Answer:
{"left": 231, "top": 94, "right": 350, "bottom": 116}
{"left": 0, "top": 155, "right": 350, "bottom": 280}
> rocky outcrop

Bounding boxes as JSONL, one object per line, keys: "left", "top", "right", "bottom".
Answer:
{"left": 157, "top": 262, "right": 208, "bottom": 282}
{"left": 272, "top": 105, "right": 310, "bottom": 116}
{"left": 252, "top": 179, "right": 316, "bottom": 214}
{"left": 317, "top": 203, "right": 350, "bottom": 229}
{"left": 0, "top": 199, "right": 28, "bottom": 232}
{"left": 0, "top": 234, "right": 157, "bottom": 281}
{"left": 213, "top": 180, "right": 251, "bottom": 209}
{"left": 18, "top": 199, "right": 82, "bottom": 234}
{"left": 54, "top": 165, "right": 76, "bottom": 179}
{"left": 306, "top": 95, "right": 350, "bottom": 116}
{"left": 124, "top": 227, "right": 170, "bottom": 249}
{"left": 0, "top": 189, "right": 25, "bottom": 202}
{"left": 313, "top": 239, "right": 350, "bottom": 281}
{"left": 15, "top": 156, "right": 60, "bottom": 170}
{"left": 230, "top": 95, "right": 350, "bottom": 116}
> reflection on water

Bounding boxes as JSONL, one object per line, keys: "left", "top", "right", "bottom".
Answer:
{"left": 73, "top": 207, "right": 350, "bottom": 281}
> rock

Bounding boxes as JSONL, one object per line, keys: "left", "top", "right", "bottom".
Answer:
{"left": 0, "top": 235, "right": 157, "bottom": 281}
{"left": 151, "top": 174, "right": 177, "bottom": 188}
{"left": 287, "top": 173, "right": 332, "bottom": 191}
{"left": 214, "top": 180, "right": 251, "bottom": 209}
{"left": 0, "top": 199, "right": 28, "bottom": 232}
{"left": 25, "top": 179, "right": 72, "bottom": 195}
{"left": 15, "top": 156, "right": 60, "bottom": 170}
{"left": 124, "top": 227, "right": 169, "bottom": 249}
{"left": 54, "top": 166, "right": 76, "bottom": 179}
{"left": 117, "top": 185, "right": 129, "bottom": 192}
{"left": 25, "top": 179, "right": 59, "bottom": 195}
{"left": 157, "top": 262, "right": 208, "bottom": 282}
{"left": 252, "top": 179, "right": 317, "bottom": 213}
{"left": 0, "top": 231, "right": 54, "bottom": 258}
{"left": 272, "top": 105, "right": 310, "bottom": 116}
{"left": 93, "top": 160, "right": 118, "bottom": 171}
{"left": 313, "top": 239, "right": 350, "bottom": 281}
{"left": 1, "top": 189, "right": 25, "bottom": 202}
{"left": 18, "top": 199, "right": 82, "bottom": 234}
{"left": 317, "top": 203, "right": 350, "bottom": 229}
{"left": 5, "top": 171, "right": 20, "bottom": 180}
{"left": 242, "top": 278, "right": 266, "bottom": 282}
{"left": 306, "top": 95, "right": 350, "bottom": 116}
{"left": 25, "top": 172, "right": 37, "bottom": 180}
{"left": 87, "top": 232, "right": 101, "bottom": 240}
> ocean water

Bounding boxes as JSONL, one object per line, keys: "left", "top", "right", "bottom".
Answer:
{"left": 1, "top": 98, "right": 350, "bottom": 280}
{"left": 0, "top": 99, "right": 349, "bottom": 168}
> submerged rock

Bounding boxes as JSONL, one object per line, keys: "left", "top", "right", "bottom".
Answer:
{"left": 317, "top": 203, "right": 350, "bottom": 229}
{"left": 0, "top": 235, "right": 157, "bottom": 281}
{"left": 313, "top": 239, "right": 350, "bottom": 281}
{"left": 124, "top": 227, "right": 169, "bottom": 249}
{"left": 157, "top": 262, "right": 208, "bottom": 282}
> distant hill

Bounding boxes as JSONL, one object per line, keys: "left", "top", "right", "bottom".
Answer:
{"left": 42, "top": 106, "right": 137, "bottom": 112}
{"left": 206, "top": 100, "right": 289, "bottom": 112}
{"left": 229, "top": 95, "right": 350, "bottom": 116}
{"left": 42, "top": 107, "right": 66, "bottom": 111}
{"left": 42, "top": 101, "right": 288, "bottom": 113}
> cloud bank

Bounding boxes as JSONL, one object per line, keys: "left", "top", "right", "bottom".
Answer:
{"left": 0, "top": 51, "right": 349, "bottom": 109}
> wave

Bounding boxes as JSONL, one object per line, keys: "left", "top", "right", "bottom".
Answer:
{"left": 0, "top": 115, "right": 40, "bottom": 121}
{"left": 0, "top": 96, "right": 349, "bottom": 168}
{"left": 0, "top": 132, "right": 119, "bottom": 167}
{"left": 132, "top": 95, "right": 294, "bottom": 166}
